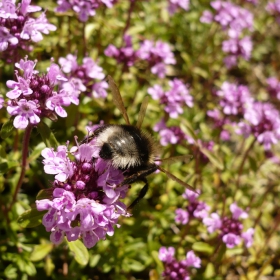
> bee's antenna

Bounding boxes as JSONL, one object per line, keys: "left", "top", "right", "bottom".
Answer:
{"left": 158, "top": 166, "right": 198, "bottom": 193}
{"left": 136, "top": 96, "right": 149, "bottom": 129}
{"left": 107, "top": 75, "right": 131, "bottom": 125}
{"left": 158, "top": 155, "right": 193, "bottom": 165}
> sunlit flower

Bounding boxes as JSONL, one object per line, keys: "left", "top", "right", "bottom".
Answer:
{"left": 56, "top": 0, "right": 116, "bottom": 22}
{"left": 159, "top": 246, "right": 201, "bottom": 280}
{"left": 203, "top": 203, "right": 254, "bottom": 248}
{"left": 0, "top": 0, "right": 56, "bottom": 62}
{"left": 237, "top": 102, "right": 280, "bottom": 150}
{"left": 36, "top": 139, "right": 129, "bottom": 248}
{"left": 5, "top": 57, "right": 75, "bottom": 129}
{"left": 59, "top": 54, "right": 108, "bottom": 98}
{"left": 104, "top": 34, "right": 136, "bottom": 68}
{"left": 148, "top": 79, "right": 193, "bottom": 118}
{"left": 137, "top": 40, "right": 176, "bottom": 78}
{"left": 167, "top": 0, "right": 190, "bottom": 15}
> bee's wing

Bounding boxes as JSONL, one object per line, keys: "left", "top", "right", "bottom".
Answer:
{"left": 158, "top": 166, "right": 198, "bottom": 193}
{"left": 158, "top": 155, "right": 193, "bottom": 165}
{"left": 136, "top": 96, "right": 149, "bottom": 129}
{"left": 107, "top": 75, "right": 130, "bottom": 125}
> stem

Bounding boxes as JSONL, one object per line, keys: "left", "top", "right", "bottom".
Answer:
{"left": 233, "top": 137, "right": 257, "bottom": 200}
{"left": 82, "top": 22, "right": 87, "bottom": 57}
{"left": 122, "top": 0, "right": 136, "bottom": 37}
{"left": 8, "top": 125, "right": 33, "bottom": 211}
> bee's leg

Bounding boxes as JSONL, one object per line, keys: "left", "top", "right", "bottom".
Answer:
{"left": 118, "top": 165, "right": 158, "bottom": 210}
{"left": 120, "top": 164, "right": 158, "bottom": 186}
{"left": 127, "top": 178, "right": 148, "bottom": 210}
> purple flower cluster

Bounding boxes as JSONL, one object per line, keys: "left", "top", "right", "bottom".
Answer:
{"left": 237, "top": 102, "right": 280, "bottom": 150}
{"left": 175, "top": 190, "right": 210, "bottom": 225}
{"left": 222, "top": 36, "right": 252, "bottom": 68}
{"left": 216, "top": 81, "right": 253, "bottom": 116}
{"left": 58, "top": 54, "right": 108, "bottom": 99}
{"left": 5, "top": 57, "right": 78, "bottom": 129}
{"left": 267, "top": 77, "right": 280, "bottom": 99}
{"left": 159, "top": 247, "right": 201, "bottom": 280}
{"left": 0, "top": 0, "right": 56, "bottom": 62}
{"left": 56, "top": 0, "right": 116, "bottom": 22}
{"left": 167, "top": 0, "right": 190, "bottom": 15}
{"left": 104, "top": 38, "right": 176, "bottom": 78}
{"left": 203, "top": 203, "right": 254, "bottom": 248}
{"left": 207, "top": 109, "right": 231, "bottom": 140}
{"left": 148, "top": 79, "right": 193, "bottom": 118}
{"left": 104, "top": 35, "right": 136, "bottom": 68}
{"left": 267, "top": 0, "right": 280, "bottom": 24}
{"left": 201, "top": 1, "right": 254, "bottom": 68}
{"left": 36, "top": 140, "right": 129, "bottom": 248}
{"left": 137, "top": 40, "right": 176, "bottom": 78}
{"left": 207, "top": 81, "right": 254, "bottom": 141}
{"left": 154, "top": 119, "right": 215, "bottom": 164}
{"left": 154, "top": 119, "right": 187, "bottom": 146}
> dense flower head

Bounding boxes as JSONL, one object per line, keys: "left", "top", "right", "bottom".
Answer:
{"left": 136, "top": 40, "right": 176, "bottom": 78}
{"left": 56, "top": 0, "right": 117, "bottom": 22}
{"left": 222, "top": 36, "right": 253, "bottom": 68}
{"left": 201, "top": 1, "right": 254, "bottom": 68}
{"left": 203, "top": 202, "right": 254, "bottom": 248}
{"left": 175, "top": 190, "right": 210, "bottom": 225}
{"left": 267, "top": 0, "right": 280, "bottom": 23}
{"left": 159, "top": 247, "right": 201, "bottom": 280}
{"left": 36, "top": 139, "right": 129, "bottom": 248}
{"left": 104, "top": 34, "right": 136, "bottom": 68}
{"left": 207, "top": 109, "right": 231, "bottom": 140}
{"left": 266, "top": 77, "right": 280, "bottom": 99}
{"left": 237, "top": 102, "right": 280, "bottom": 150}
{"left": 216, "top": 82, "right": 253, "bottom": 116}
{"left": 5, "top": 57, "right": 79, "bottom": 129}
{"left": 148, "top": 79, "right": 193, "bottom": 118}
{"left": 59, "top": 54, "right": 108, "bottom": 98}
{"left": 0, "top": 0, "right": 56, "bottom": 62}
{"left": 167, "top": 0, "right": 190, "bottom": 15}
{"left": 202, "top": 1, "right": 253, "bottom": 36}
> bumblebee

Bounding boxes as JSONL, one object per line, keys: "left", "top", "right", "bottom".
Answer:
{"left": 82, "top": 76, "right": 195, "bottom": 209}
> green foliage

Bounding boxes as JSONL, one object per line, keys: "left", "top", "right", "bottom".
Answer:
{"left": 0, "top": 0, "right": 279, "bottom": 279}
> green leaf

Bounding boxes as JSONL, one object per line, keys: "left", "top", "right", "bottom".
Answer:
{"left": 192, "top": 242, "right": 214, "bottom": 254}
{"left": 37, "top": 122, "right": 59, "bottom": 148}
{"left": 44, "top": 256, "right": 55, "bottom": 277}
{"left": 28, "top": 142, "right": 46, "bottom": 163}
{"left": 0, "top": 119, "right": 14, "bottom": 139}
{"left": 127, "top": 25, "right": 146, "bottom": 35}
{"left": 17, "top": 208, "right": 46, "bottom": 228}
{"left": 4, "top": 264, "right": 18, "bottom": 279}
{"left": 216, "top": 243, "right": 226, "bottom": 263}
{"left": 24, "top": 261, "right": 37, "bottom": 276}
{"left": 67, "top": 239, "right": 89, "bottom": 266}
{"left": 30, "top": 244, "right": 53, "bottom": 262}
{"left": 89, "top": 254, "right": 101, "bottom": 268}
{"left": 123, "top": 258, "right": 145, "bottom": 272}
{"left": 204, "top": 262, "right": 215, "bottom": 278}
{"left": 180, "top": 119, "right": 198, "bottom": 142}
{"left": 193, "top": 66, "right": 209, "bottom": 79}
{"left": 0, "top": 160, "right": 18, "bottom": 173}
{"left": 200, "top": 147, "right": 224, "bottom": 170}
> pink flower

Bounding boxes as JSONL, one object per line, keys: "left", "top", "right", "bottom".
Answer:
{"left": 7, "top": 99, "right": 40, "bottom": 129}
{"left": 203, "top": 213, "right": 222, "bottom": 233}
{"left": 36, "top": 140, "right": 129, "bottom": 249}
{"left": 185, "top": 250, "right": 201, "bottom": 268}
